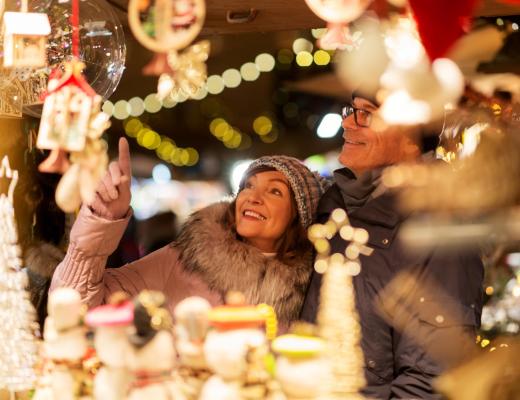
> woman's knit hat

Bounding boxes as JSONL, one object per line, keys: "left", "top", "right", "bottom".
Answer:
{"left": 239, "top": 156, "right": 329, "bottom": 229}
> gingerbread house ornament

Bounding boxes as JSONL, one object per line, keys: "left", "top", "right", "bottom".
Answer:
{"left": 2, "top": 11, "right": 51, "bottom": 68}
{"left": 37, "top": 59, "right": 98, "bottom": 173}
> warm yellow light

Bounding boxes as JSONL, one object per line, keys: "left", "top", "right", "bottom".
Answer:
{"left": 124, "top": 118, "right": 143, "bottom": 137}
{"left": 293, "top": 38, "right": 313, "bottom": 54}
{"left": 214, "top": 121, "right": 231, "bottom": 139}
{"left": 253, "top": 116, "right": 273, "bottom": 136}
{"left": 210, "top": 118, "right": 226, "bottom": 135}
{"left": 156, "top": 139, "right": 176, "bottom": 160}
{"left": 240, "top": 62, "right": 260, "bottom": 81}
{"left": 161, "top": 96, "right": 177, "bottom": 109}
{"left": 255, "top": 53, "right": 275, "bottom": 72}
{"left": 113, "top": 100, "right": 131, "bottom": 120}
{"left": 102, "top": 100, "right": 114, "bottom": 116}
{"left": 128, "top": 97, "right": 145, "bottom": 117}
{"left": 222, "top": 69, "right": 242, "bottom": 88}
{"left": 185, "top": 147, "right": 199, "bottom": 166}
{"left": 206, "top": 75, "right": 225, "bottom": 94}
{"left": 314, "top": 50, "right": 331, "bottom": 65}
{"left": 170, "top": 148, "right": 183, "bottom": 166}
{"left": 144, "top": 94, "right": 162, "bottom": 113}
{"left": 222, "top": 127, "right": 235, "bottom": 142}
{"left": 485, "top": 286, "right": 494, "bottom": 296}
{"left": 192, "top": 86, "right": 208, "bottom": 100}
{"left": 142, "top": 130, "right": 161, "bottom": 150}
{"left": 296, "top": 51, "right": 313, "bottom": 67}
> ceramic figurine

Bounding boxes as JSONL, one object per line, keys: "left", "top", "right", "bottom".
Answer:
{"left": 42, "top": 287, "right": 89, "bottom": 400}
{"left": 199, "top": 292, "right": 271, "bottom": 400}
{"left": 127, "top": 290, "right": 184, "bottom": 400}
{"left": 271, "top": 327, "right": 330, "bottom": 399}
{"left": 85, "top": 292, "right": 134, "bottom": 400}
{"left": 173, "top": 296, "right": 212, "bottom": 399}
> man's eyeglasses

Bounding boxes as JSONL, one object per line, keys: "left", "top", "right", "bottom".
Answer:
{"left": 341, "top": 104, "right": 372, "bottom": 128}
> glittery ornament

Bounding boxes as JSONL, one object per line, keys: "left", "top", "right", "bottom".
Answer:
{"left": 308, "top": 208, "right": 371, "bottom": 399}
{"left": 0, "top": 156, "right": 39, "bottom": 393}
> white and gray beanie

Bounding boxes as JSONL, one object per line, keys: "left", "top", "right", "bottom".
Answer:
{"left": 239, "top": 155, "right": 330, "bottom": 229}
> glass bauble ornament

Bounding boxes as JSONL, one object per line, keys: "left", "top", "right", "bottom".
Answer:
{"left": 46, "top": 0, "right": 126, "bottom": 100}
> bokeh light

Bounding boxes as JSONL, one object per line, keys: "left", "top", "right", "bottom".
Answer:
{"left": 222, "top": 69, "right": 242, "bottom": 88}
{"left": 255, "top": 53, "right": 275, "bottom": 72}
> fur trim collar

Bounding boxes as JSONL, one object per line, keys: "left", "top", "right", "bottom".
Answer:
{"left": 173, "top": 202, "right": 313, "bottom": 324}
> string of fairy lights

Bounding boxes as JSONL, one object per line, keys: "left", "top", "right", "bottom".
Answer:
{"left": 104, "top": 30, "right": 333, "bottom": 167}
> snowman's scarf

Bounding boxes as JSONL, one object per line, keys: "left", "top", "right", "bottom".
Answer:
{"left": 172, "top": 202, "right": 313, "bottom": 325}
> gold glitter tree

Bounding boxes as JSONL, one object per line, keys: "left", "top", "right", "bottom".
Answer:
{"left": 0, "top": 156, "right": 39, "bottom": 393}
{"left": 308, "top": 208, "right": 372, "bottom": 399}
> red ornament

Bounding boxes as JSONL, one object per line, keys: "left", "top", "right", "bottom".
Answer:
{"left": 408, "top": 0, "right": 480, "bottom": 61}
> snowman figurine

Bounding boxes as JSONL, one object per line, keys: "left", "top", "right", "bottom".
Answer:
{"left": 199, "top": 292, "right": 272, "bottom": 400}
{"left": 85, "top": 292, "right": 134, "bottom": 400}
{"left": 271, "top": 324, "right": 330, "bottom": 399}
{"left": 42, "top": 287, "right": 89, "bottom": 400}
{"left": 173, "top": 296, "right": 212, "bottom": 399}
{"left": 127, "top": 290, "right": 184, "bottom": 400}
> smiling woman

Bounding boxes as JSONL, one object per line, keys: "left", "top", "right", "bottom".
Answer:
{"left": 50, "top": 145, "right": 328, "bottom": 328}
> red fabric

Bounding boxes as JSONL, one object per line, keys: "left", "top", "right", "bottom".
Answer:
{"left": 409, "top": 0, "right": 480, "bottom": 61}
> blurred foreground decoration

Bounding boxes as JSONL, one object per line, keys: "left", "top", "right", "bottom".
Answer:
{"left": 376, "top": 270, "right": 520, "bottom": 400}
{"left": 382, "top": 86, "right": 520, "bottom": 249}
{"left": 304, "top": 0, "right": 371, "bottom": 50}
{"left": 337, "top": 12, "right": 509, "bottom": 126}
{"left": 308, "top": 209, "right": 372, "bottom": 398}
{"left": 0, "top": 156, "right": 39, "bottom": 393}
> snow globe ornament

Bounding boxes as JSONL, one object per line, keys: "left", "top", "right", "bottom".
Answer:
{"left": 2, "top": 5, "right": 51, "bottom": 68}
{"left": 173, "top": 296, "right": 212, "bottom": 399}
{"left": 127, "top": 290, "right": 183, "bottom": 400}
{"left": 304, "top": 0, "right": 372, "bottom": 50}
{"left": 85, "top": 292, "right": 134, "bottom": 400}
{"left": 128, "top": 0, "right": 209, "bottom": 100}
{"left": 271, "top": 325, "right": 330, "bottom": 399}
{"left": 42, "top": 287, "right": 89, "bottom": 400}
{"left": 200, "top": 292, "right": 272, "bottom": 400}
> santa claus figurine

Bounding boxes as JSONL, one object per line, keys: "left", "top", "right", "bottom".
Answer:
{"left": 85, "top": 292, "right": 134, "bottom": 400}
{"left": 271, "top": 324, "right": 330, "bottom": 399}
{"left": 200, "top": 292, "right": 272, "bottom": 400}
{"left": 42, "top": 287, "right": 89, "bottom": 400}
{"left": 127, "top": 290, "right": 184, "bottom": 400}
{"left": 173, "top": 296, "right": 212, "bottom": 399}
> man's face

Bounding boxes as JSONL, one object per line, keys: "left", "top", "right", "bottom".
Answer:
{"left": 339, "top": 96, "right": 420, "bottom": 175}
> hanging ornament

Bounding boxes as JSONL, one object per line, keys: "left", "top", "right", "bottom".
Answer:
{"left": 155, "top": 41, "right": 209, "bottom": 100}
{"left": 408, "top": 0, "right": 479, "bottom": 61}
{"left": 304, "top": 0, "right": 372, "bottom": 50}
{"left": 36, "top": 0, "right": 110, "bottom": 213}
{"left": 128, "top": 0, "right": 209, "bottom": 100}
{"left": 2, "top": 0, "right": 51, "bottom": 68}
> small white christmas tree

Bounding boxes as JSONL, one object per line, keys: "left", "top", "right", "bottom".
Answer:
{"left": 308, "top": 208, "right": 371, "bottom": 399}
{"left": 0, "top": 156, "right": 39, "bottom": 393}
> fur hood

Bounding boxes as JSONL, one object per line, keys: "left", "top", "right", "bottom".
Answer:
{"left": 172, "top": 202, "right": 313, "bottom": 324}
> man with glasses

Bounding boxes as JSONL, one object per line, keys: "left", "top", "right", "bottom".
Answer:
{"left": 301, "top": 93, "right": 484, "bottom": 399}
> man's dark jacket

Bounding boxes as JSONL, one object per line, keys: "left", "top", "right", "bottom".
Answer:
{"left": 300, "top": 170, "right": 484, "bottom": 399}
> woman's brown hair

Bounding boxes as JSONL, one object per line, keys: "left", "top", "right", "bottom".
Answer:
{"left": 222, "top": 166, "right": 312, "bottom": 261}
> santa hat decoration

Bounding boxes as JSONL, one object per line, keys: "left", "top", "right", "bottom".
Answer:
{"left": 85, "top": 292, "right": 134, "bottom": 328}
{"left": 408, "top": 0, "right": 480, "bottom": 61}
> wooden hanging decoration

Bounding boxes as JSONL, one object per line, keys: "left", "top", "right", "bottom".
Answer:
{"left": 128, "top": 0, "right": 209, "bottom": 100}
{"left": 2, "top": 0, "right": 51, "bottom": 68}
{"left": 36, "top": 0, "right": 110, "bottom": 213}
